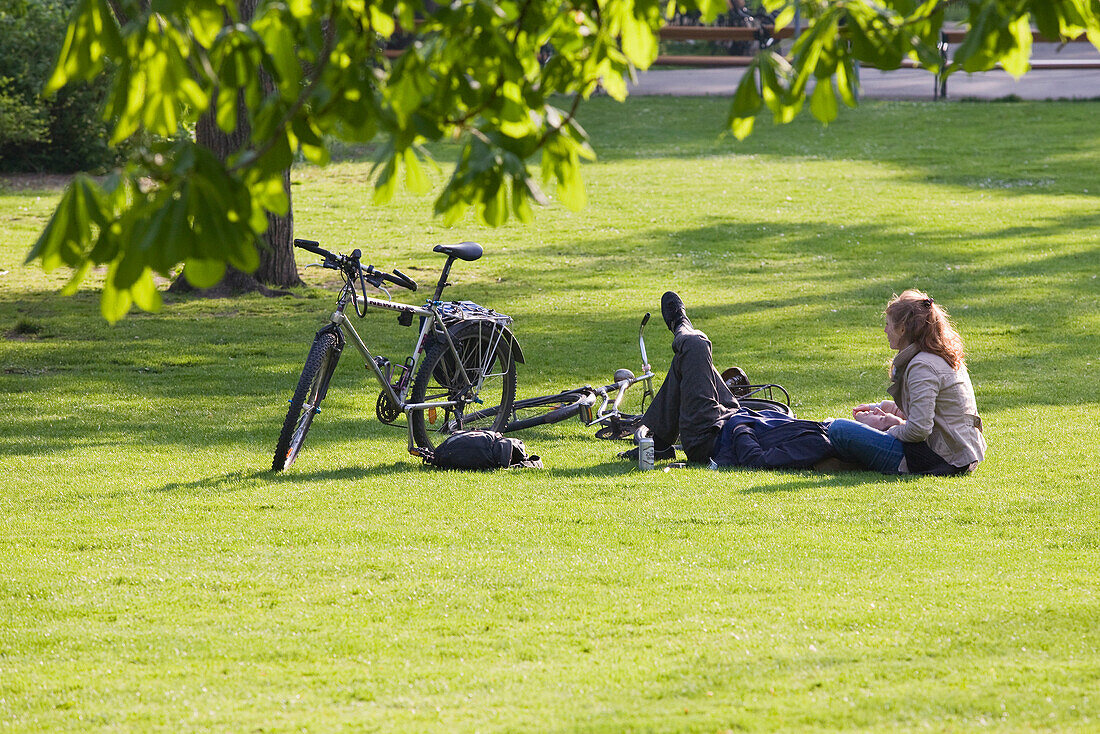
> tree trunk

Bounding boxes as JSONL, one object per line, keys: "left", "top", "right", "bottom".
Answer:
{"left": 170, "top": 0, "right": 300, "bottom": 296}
{"left": 253, "top": 167, "right": 299, "bottom": 286}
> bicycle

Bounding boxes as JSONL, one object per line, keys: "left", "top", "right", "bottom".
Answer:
{"left": 463, "top": 314, "right": 795, "bottom": 441}
{"left": 272, "top": 238, "right": 522, "bottom": 471}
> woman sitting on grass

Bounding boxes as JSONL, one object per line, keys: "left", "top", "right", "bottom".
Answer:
{"left": 827, "top": 290, "right": 986, "bottom": 475}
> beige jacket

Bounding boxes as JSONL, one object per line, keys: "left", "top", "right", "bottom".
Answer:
{"left": 883, "top": 344, "right": 986, "bottom": 469}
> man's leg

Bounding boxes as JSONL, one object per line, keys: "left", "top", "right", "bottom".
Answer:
{"left": 641, "top": 293, "right": 739, "bottom": 463}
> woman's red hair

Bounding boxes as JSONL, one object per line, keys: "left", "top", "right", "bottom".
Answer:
{"left": 886, "top": 290, "right": 966, "bottom": 370}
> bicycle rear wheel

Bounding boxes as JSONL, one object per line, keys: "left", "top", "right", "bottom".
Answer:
{"left": 272, "top": 332, "right": 341, "bottom": 471}
{"left": 409, "top": 324, "right": 516, "bottom": 449}
{"left": 738, "top": 397, "right": 795, "bottom": 417}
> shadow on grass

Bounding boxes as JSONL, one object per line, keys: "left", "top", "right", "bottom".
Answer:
{"left": 152, "top": 462, "right": 423, "bottom": 494}
{"left": 575, "top": 97, "right": 1100, "bottom": 198}
{"left": 3, "top": 196, "right": 1097, "bottom": 465}
{"left": 538, "top": 457, "right": 908, "bottom": 490}
{"left": 150, "top": 456, "right": 902, "bottom": 495}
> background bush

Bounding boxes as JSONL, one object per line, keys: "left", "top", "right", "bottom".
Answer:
{"left": 0, "top": 0, "right": 115, "bottom": 173}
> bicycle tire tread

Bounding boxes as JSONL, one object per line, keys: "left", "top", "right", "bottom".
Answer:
{"left": 272, "top": 332, "right": 339, "bottom": 471}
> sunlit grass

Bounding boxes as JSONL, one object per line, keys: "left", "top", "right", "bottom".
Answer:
{"left": 2, "top": 98, "right": 1098, "bottom": 732}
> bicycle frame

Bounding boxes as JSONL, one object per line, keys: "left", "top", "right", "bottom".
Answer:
{"left": 581, "top": 369, "right": 654, "bottom": 427}
{"left": 324, "top": 285, "right": 511, "bottom": 452}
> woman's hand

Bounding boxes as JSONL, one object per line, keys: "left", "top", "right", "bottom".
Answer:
{"left": 852, "top": 405, "right": 905, "bottom": 431}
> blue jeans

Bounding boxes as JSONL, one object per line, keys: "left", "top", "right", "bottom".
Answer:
{"left": 826, "top": 418, "right": 904, "bottom": 474}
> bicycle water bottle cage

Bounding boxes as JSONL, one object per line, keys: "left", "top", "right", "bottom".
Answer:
{"left": 433, "top": 242, "right": 483, "bottom": 261}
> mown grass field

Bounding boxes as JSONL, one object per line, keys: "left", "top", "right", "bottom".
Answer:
{"left": 2, "top": 97, "right": 1098, "bottom": 732}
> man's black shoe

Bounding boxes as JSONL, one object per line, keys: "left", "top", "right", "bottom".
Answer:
{"left": 618, "top": 445, "right": 677, "bottom": 462}
{"left": 661, "top": 291, "right": 692, "bottom": 333}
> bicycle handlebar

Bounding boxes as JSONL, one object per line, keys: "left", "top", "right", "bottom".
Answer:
{"left": 389, "top": 268, "right": 417, "bottom": 292}
{"left": 293, "top": 238, "right": 335, "bottom": 260}
{"left": 294, "top": 238, "right": 418, "bottom": 291}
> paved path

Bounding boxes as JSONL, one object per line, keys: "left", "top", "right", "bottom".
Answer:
{"left": 630, "top": 43, "right": 1100, "bottom": 100}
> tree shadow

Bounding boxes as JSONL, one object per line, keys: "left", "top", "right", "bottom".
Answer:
{"left": 575, "top": 97, "right": 1100, "bottom": 200}
{"left": 3, "top": 199, "right": 1094, "bottom": 465}
{"left": 150, "top": 461, "right": 424, "bottom": 495}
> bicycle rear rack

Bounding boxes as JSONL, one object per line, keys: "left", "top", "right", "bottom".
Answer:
{"left": 734, "top": 383, "right": 791, "bottom": 405}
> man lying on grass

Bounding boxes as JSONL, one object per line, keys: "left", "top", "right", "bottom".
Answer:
{"left": 625, "top": 292, "right": 985, "bottom": 475}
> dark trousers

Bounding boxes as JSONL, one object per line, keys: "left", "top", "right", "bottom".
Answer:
{"left": 641, "top": 328, "right": 740, "bottom": 463}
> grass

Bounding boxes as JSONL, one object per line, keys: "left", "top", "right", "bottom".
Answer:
{"left": 2, "top": 97, "right": 1099, "bottom": 732}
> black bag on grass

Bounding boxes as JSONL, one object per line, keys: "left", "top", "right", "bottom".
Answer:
{"left": 422, "top": 429, "right": 542, "bottom": 470}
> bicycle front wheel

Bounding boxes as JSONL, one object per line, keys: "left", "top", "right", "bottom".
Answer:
{"left": 272, "top": 331, "right": 341, "bottom": 471}
{"left": 505, "top": 390, "right": 590, "bottom": 432}
{"left": 409, "top": 325, "right": 516, "bottom": 449}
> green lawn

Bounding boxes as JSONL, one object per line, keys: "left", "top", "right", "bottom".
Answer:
{"left": 2, "top": 97, "right": 1098, "bottom": 732}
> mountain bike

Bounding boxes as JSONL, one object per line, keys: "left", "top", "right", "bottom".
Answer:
{"left": 272, "top": 239, "right": 522, "bottom": 471}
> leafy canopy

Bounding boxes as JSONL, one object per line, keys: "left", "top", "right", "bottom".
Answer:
{"left": 29, "top": 0, "right": 1100, "bottom": 321}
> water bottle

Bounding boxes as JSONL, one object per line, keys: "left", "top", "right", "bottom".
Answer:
{"left": 637, "top": 433, "right": 655, "bottom": 471}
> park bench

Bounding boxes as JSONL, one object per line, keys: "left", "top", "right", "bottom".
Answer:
{"left": 383, "top": 26, "right": 1100, "bottom": 99}
{"left": 654, "top": 25, "right": 1100, "bottom": 99}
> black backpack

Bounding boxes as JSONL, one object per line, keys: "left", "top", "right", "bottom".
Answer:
{"left": 421, "top": 430, "right": 542, "bottom": 470}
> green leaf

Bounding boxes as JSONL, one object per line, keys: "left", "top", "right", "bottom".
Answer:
{"left": 809, "top": 78, "right": 837, "bottom": 125}
{"left": 100, "top": 264, "right": 133, "bottom": 323}
{"left": 182, "top": 258, "right": 226, "bottom": 288}
{"left": 773, "top": 5, "right": 796, "bottom": 32}
{"left": 403, "top": 148, "right": 431, "bottom": 194}
{"left": 480, "top": 175, "right": 507, "bottom": 227}
{"left": 693, "top": 0, "right": 728, "bottom": 24}
{"left": 291, "top": 117, "right": 329, "bottom": 165}
{"left": 955, "top": 2, "right": 1000, "bottom": 72}
{"left": 27, "top": 175, "right": 106, "bottom": 272}
{"left": 287, "top": 0, "right": 311, "bottom": 20}
{"left": 113, "top": 249, "right": 144, "bottom": 289}
{"left": 60, "top": 262, "right": 93, "bottom": 297}
{"left": 1030, "top": 2, "right": 1060, "bottom": 40}
{"left": 254, "top": 14, "right": 303, "bottom": 97}
{"left": 835, "top": 58, "right": 859, "bottom": 108}
{"left": 251, "top": 174, "right": 290, "bottom": 217}
{"left": 373, "top": 154, "right": 398, "bottom": 204}
{"left": 553, "top": 154, "right": 585, "bottom": 211}
{"left": 44, "top": 0, "right": 124, "bottom": 95}
{"left": 130, "top": 268, "right": 163, "bottom": 313}
{"left": 727, "top": 66, "right": 762, "bottom": 140}
{"left": 368, "top": 4, "right": 396, "bottom": 38}
{"left": 184, "top": 0, "right": 225, "bottom": 47}
{"left": 215, "top": 89, "right": 238, "bottom": 134}
{"left": 620, "top": 8, "right": 658, "bottom": 68}
{"left": 1001, "top": 13, "right": 1033, "bottom": 77}
{"left": 511, "top": 178, "right": 534, "bottom": 224}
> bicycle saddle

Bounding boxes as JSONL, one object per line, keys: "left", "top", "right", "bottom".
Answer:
{"left": 433, "top": 241, "right": 482, "bottom": 262}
